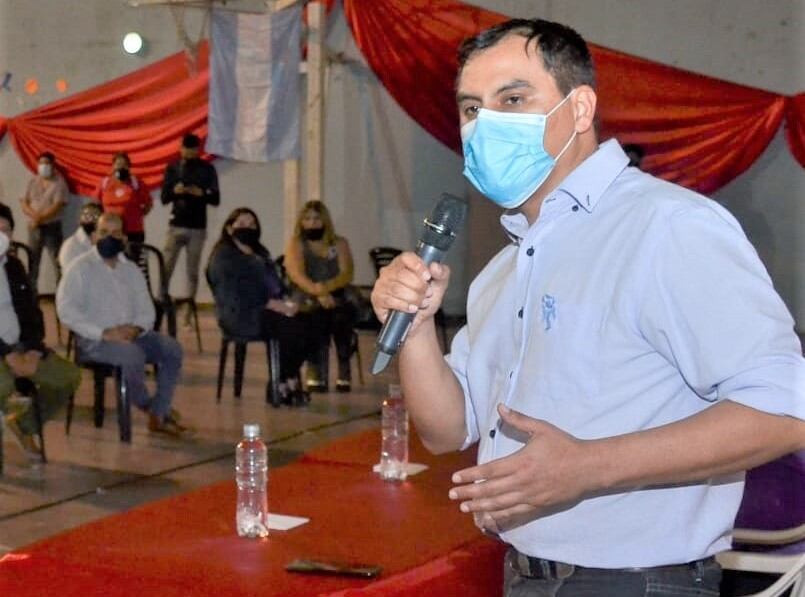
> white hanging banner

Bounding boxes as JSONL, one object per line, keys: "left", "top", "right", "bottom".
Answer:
{"left": 207, "top": 5, "right": 302, "bottom": 162}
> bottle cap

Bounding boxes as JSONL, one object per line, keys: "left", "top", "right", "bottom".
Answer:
{"left": 388, "top": 384, "right": 402, "bottom": 399}
{"left": 243, "top": 423, "right": 260, "bottom": 439}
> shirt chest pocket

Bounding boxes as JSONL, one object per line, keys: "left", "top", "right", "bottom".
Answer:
{"left": 527, "top": 301, "right": 604, "bottom": 400}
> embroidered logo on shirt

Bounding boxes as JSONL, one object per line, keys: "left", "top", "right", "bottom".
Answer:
{"left": 541, "top": 294, "right": 556, "bottom": 331}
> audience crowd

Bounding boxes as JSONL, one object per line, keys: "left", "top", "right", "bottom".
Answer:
{"left": 1, "top": 134, "right": 360, "bottom": 451}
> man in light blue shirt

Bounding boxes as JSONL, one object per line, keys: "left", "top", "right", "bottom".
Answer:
{"left": 371, "top": 18, "right": 804, "bottom": 597}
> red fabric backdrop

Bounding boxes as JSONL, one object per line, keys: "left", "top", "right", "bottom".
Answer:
{"left": 0, "top": 1, "right": 802, "bottom": 197}
{"left": 343, "top": 0, "right": 802, "bottom": 194}
{"left": 6, "top": 44, "right": 209, "bottom": 196}
{"left": 785, "top": 94, "right": 805, "bottom": 168}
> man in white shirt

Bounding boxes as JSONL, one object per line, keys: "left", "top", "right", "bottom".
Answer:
{"left": 58, "top": 202, "right": 102, "bottom": 272}
{"left": 57, "top": 213, "right": 188, "bottom": 437}
{"left": 371, "top": 18, "right": 804, "bottom": 596}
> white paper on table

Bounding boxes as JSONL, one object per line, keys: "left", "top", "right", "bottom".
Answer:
{"left": 372, "top": 462, "right": 429, "bottom": 477}
{"left": 267, "top": 513, "right": 309, "bottom": 531}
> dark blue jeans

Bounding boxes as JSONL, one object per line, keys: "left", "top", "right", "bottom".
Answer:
{"left": 504, "top": 548, "right": 722, "bottom": 597}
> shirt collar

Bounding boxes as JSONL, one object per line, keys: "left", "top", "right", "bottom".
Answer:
{"left": 500, "top": 139, "right": 630, "bottom": 241}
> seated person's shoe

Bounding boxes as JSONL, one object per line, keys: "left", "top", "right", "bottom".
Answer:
{"left": 5, "top": 415, "right": 42, "bottom": 461}
{"left": 292, "top": 388, "right": 311, "bottom": 406}
{"left": 335, "top": 379, "right": 351, "bottom": 393}
{"left": 148, "top": 414, "right": 193, "bottom": 438}
{"left": 305, "top": 379, "right": 328, "bottom": 393}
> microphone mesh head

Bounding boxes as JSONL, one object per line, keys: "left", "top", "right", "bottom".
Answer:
{"left": 421, "top": 193, "right": 469, "bottom": 250}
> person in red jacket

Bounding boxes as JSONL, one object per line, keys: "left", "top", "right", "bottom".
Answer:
{"left": 92, "top": 152, "right": 152, "bottom": 260}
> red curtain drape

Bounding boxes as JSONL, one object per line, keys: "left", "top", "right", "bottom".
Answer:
{"left": 6, "top": 43, "right": 209, "bottom": 196}
{"left": 785, "top": 93, "right": 805, "bottom": 168}
{"left": 0, "top": 2, "right": 801, "bottom": 197}
{"left": 343, "top": 0, "right": 801, "bottom": 194}
{"left": 593, "top": 45, "right": 787, "bottom": 194}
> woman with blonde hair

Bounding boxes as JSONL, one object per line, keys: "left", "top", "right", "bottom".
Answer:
{"left": 284, "top": 201, "right": 356, "bottom": 392}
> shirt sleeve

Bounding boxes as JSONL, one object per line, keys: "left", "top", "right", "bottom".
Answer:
{"left": 56, "top": 261, "right": 105, "bottom": 341}
{"left": 203, "top": 163, "right": 220, "bottom": 206}
{"left": 445, "top": 324, "right": 481, "bottom": 449}
{"left": 161, "top": 164, "right": 177, "bottom": 205}
{"left": 638, "top": 204, "right": 805, "bottom": 420}
{"left": 56, "top": 176, "right": 69, "bottom": 205}
{"left": 128, "top": 263, "right": 156, "bottom": 332}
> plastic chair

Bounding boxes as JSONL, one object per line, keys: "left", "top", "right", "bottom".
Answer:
{"left": 718, "top": 522, "right": 805, "bottom": 573}
{"left": 131, "top": 243, "right": 175, "bottom": 338}
{"left": 717, "top": 551, "right": 805, "bottom": 597}
{"left": 65, "top": 333, "right": 131, "bottom": 443}
{"left": 368, "top": 246, "right": 450, "bottom": 350}
{"left": 216, "top": 334, "right": 282, "bottom": 407}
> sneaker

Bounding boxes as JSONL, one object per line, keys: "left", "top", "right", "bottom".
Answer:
{"left": 335, "top": 379, "right": 351, "bottom": 393}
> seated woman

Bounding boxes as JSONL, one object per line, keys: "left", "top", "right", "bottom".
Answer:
{"left": 284, "top": 201, "right": 357, "bottom": 393}
{"left": 206, "top": 208, "right": 314, "bottom": 405}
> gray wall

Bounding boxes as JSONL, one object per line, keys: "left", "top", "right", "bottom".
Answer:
{"left": 0, "top": 0, "right": 802, "bottom": 328}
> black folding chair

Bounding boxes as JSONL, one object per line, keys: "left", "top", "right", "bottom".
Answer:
{"left": 216, "top": 334, "right": 282, "bottom": 407}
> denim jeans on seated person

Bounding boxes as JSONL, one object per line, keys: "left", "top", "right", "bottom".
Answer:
{"left": 503, "top": 548, "right": 722, "bottom": 597}
{"left": 76, "top": 331, "right": 182, "bottom": 419}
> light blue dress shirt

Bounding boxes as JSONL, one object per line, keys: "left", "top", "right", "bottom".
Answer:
{"left": 446, "top": 139, "right": 805, "bottom": 568}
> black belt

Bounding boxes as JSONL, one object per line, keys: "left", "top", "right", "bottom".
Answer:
{"left": 508, "top": 549, "right": 716, "bottom": 581}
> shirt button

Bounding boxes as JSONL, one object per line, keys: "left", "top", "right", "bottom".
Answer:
{"left": 517, "top": 307, "right": 523, "bottom": 318}
{"left": 489, "top": 429, "right": 496, "bottom": 439}
{"left": 526, "top": 247, "right": 534, "bottom": 256}
{"left": 572, "top": 205, "right": 580, "bottom": 212}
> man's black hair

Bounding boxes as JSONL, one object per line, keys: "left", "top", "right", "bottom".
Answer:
{"left": 623, "top": 143, "right": 646, "bottom": 166}
{"left": 0, "top": 202, "right": 15, "bottom": 230}
{"left": 457, "top": 18, "right": 595, "bottom": 95}
{"left": 182, "top": 133, "right": 201, "bottom": 149}
{"left": 38, "top": 151, "right": 55, "bottom": 163}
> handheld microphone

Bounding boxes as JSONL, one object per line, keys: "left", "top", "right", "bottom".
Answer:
{"left": 371, "top": 193, "right": 469, "bottom": 375}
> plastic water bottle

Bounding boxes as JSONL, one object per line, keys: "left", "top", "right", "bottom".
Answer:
{"left": 380, "top": 384, "right": 409, "bottom": 481}
{"left": 236, "top": 423, "right": 269, "bottom": 538}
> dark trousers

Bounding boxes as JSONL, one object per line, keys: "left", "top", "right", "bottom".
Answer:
{"left": 262, "top": 310, "right": 317, "bottom": 382}
{"left": 29, "top": 221, "right": 63, "bottom": 295}
{"left": 503, "top": 548, "right": 721, "bottom": 597}
{"left": 309, "top": 302, "right": 356, "bottom": 380}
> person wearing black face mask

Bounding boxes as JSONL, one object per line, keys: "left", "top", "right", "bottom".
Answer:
{"left": 284, "top": 200, "right": 358, "bottom": 394}
{"left": 206, "top": 208, "right": 318, "bottom": 406}
{"left": 58, "top": 202, "right": 103, "bottom": 271}
{"left": 57, "top": 213, "right": 189, "bottom": 438}
{"left": 92, "top": 151, "right": 152, "bottom": 263}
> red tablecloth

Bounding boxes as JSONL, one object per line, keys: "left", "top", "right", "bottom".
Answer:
{"left": 0, "top": 430, "right": 505, "bottom": 596}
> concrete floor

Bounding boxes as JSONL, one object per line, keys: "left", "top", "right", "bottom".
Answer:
{"left": 0, "top": 303, "right": 403, "bottom": 554}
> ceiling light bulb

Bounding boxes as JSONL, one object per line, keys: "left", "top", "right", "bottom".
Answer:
{"left": 123, "top": 32, "right": 144, "bottom": 55}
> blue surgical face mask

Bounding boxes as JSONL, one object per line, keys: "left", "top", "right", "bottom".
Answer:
{"left": 461, "top": 90, "right": 577, "bottom": 209}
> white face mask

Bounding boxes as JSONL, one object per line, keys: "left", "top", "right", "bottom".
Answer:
{"left": 38, "top": 163, "right": 53, "bottom": 178}
{"left": 0, "top": 231, "right": 10, "bottom": 257}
